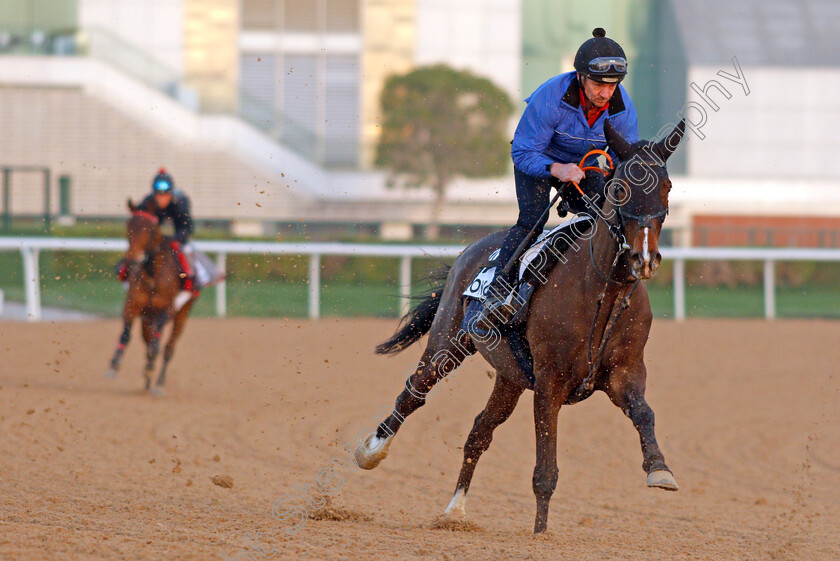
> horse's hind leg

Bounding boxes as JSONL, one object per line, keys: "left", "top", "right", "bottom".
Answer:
{"left": 443, "top": 373, "right": 524, "bottom": 518}
{"left": 155, "top": 299, "right": 195, "bottom": 393}
{"left": 605, "top": 364, "right": 678, "bottom": 491}
{"left": 355, "top": 319, "right": 474, "bottom": 469}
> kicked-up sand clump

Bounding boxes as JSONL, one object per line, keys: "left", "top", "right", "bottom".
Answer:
{"left": 430, "top": 515, "right": 483, "bottom": 532}
{"left": 310, "top": 496, "right": 373, "bottom": 522}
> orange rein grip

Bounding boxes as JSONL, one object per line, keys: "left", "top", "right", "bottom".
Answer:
{"left": 568, "top": 149, "right": 614, "bottom": 196}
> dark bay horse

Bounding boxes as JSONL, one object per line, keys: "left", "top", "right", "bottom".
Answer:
{"left": 355, "top": 120, "right": 686, "bottom": 533}
{"left": 105, "top": 200, "right": 197, "bottom": 395}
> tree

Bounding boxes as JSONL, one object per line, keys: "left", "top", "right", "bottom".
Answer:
{"left": 375, "top": 64, "right": 514, "bottom": 239}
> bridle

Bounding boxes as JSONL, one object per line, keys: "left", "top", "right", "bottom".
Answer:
{"left": 583, "top": 156, "right": 670, "bottom": 286}
{"left": 573, "top": 154, "right": 670, "bottom": 401}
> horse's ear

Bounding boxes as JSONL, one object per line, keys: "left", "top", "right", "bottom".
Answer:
{"left": 654, "top": 120, "right": 686, "bottom": 162}
{"left": 603, "top": 119, "right": 633, "bottom": 161}
{"left": 127, "top": 199, "right": 136, "bottom": 212}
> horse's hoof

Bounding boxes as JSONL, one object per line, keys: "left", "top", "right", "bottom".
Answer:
{"left": 354, "top": 433, "right": 393, "bottom": 470}
{"left": 647, "top": 470, "right": 679, "bottom": 491}
{"left": 443, "top": 488, "right": 467, "bottom": 517}
{"left": 104, "top": 368, "right": 118, "bottom": 379}
{"left": 150, "top": 386, "right": 165, "bottom": 397}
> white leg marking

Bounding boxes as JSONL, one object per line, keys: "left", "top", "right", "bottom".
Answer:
{"left": 354, "top": 433, "right": 393, "bottom": 470}
{"left": 444, "top": 488, "right": 467, "bottom": 517}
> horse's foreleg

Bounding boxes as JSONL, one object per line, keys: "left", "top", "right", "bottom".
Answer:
{"left": 106, "top": 317, "right": 134, "bottom": 378}
{"left": 605, "top": 366, "right": 678, "bottom": 491}
{"left": 532, "top": 376, "right": 566, "bottom": 534}
{"left": 156, "top": 299, "right": 194, "bottom": 391}
{"left": 144, "top": 311, "right": 169, "bottom": 395}
{"left": 444, "top": 373, "right": 524, "bottom": 518}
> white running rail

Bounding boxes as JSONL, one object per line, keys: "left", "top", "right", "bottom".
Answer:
{"left": 2, "top": 237, "right": 840, "bottom": 322}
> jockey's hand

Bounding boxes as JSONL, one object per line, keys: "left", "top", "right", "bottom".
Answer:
{"left": 550, "top": 162, "right": 585, "bottom": 184}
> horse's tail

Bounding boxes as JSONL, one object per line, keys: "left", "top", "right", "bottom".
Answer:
{"left": 375, "top": 265, "right": 450, "bottom": 355}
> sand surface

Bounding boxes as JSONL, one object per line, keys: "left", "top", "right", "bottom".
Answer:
{"left": 1, "top": 317, "right": 838, "bottom": 560}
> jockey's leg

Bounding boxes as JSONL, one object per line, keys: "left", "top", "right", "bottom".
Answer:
{"left": 170, "top": 240, "right": 197, "bottom": 310}
{"left": 478, "top": 169, "right": 552, "bottom": 324}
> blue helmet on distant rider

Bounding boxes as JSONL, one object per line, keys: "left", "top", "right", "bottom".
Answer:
{"left": 152, "top": 168, "right": 174, "bottom": 194}
{"left": 573, "top": 27, "right": 627, "bottom": 84}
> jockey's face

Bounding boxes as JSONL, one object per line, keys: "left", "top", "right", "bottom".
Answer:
{"left": 154, "top": 192, "right": 172, "bottom": 209}
{"left": 580, "top": 75, "right": 618, "bottom": 108}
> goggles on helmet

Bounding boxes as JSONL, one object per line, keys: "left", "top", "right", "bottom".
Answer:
{"left": 153, "top": 179, "right": 172, "bottom": 193}
{"left": 588, "top": 56, "right": 627, "bottom": 74}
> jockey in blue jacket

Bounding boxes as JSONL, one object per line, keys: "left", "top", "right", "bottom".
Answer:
{"left": 477, "top": 27, "right": 639, "bottom": 323}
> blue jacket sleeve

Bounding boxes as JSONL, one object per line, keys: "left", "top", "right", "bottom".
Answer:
{"left": 511, "top": 85, "right": 559, "bottom": 178}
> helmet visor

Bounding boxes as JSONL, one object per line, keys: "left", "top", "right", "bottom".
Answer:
{"left": 587, "top": 56, "right": 627, "bottom": 74}
{"left": 153, "top": 179, "right": 172, "bottom": 193}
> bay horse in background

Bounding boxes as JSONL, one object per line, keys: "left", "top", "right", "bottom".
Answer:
{"left": 105, "top": 200, "right": 198, "bottom": 395}
{"left": 355, "top": 119, "right": 686, "bottom": 533}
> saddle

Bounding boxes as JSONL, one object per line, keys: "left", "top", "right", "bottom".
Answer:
{"left": 462, "top": 215, "right": 595, "bottom": 315}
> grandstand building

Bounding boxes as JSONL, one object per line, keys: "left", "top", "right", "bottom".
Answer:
{"left": 1, "top": 0, "right": 838, "bottom": 245}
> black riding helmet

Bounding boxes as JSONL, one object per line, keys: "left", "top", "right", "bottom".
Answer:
{"left": 152, "top": 168, "right": 174, "bottom": 193}
{"left": 573, "top": 28, "right": 627, "bottom": 84}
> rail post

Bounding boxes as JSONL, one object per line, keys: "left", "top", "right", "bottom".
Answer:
{"left": 399, "top": 255, "right": 411, "bottom": 316}
{"left": 21, "top": 246, "right": 41, "bottom": 321}
{"left": 674, "top": 258, "right": 686, "bottom": 321}
{"left": 764, "top": 259, "right": 776, "bottom": 320}
{"left": 308, "top": 253, "right": 321, "bottom": 319}
{"left": 215, "top": 252, "right": 227, "bottom": 317}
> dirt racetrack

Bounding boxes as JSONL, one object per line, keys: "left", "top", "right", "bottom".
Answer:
{"left": 1, "top": 317, "right": 839, "bottom": 560}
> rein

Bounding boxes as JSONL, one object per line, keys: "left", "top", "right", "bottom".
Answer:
{"left": 572, "top": 156, "right": 668, "bottom": 400}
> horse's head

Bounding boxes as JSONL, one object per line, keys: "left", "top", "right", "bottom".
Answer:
{"left": 125, "top": 199, "right": 161, "bottom": 276}
{"left": 603, "top": 119, "right": 685, "bottom": 280}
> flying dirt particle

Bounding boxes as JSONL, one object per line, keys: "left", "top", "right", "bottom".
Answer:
{"left": 57, "top": 446, "right": 64, "bottom": 452}
{"left": 211, "top": 474, "right": 234, "bottom": 488}
{"left": 186, "top": 479, "right": 193, "bottom": 487}
{"left": 256, "top": 203, "right": 262, "bottom": 207}
{"left": 148, "top": 458, "right": 156, "bottom": 464}
{"left": 579, "top": 516, "right": 594, "bottom": 527}
{"left": 755, "top": 497, "right": 768, "bottom": 506}
{"left": 213, "top": 454, "right": 221, "bottom": 462}
{"left": 26, "top": 409, "right": 35, "bottom": 415}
